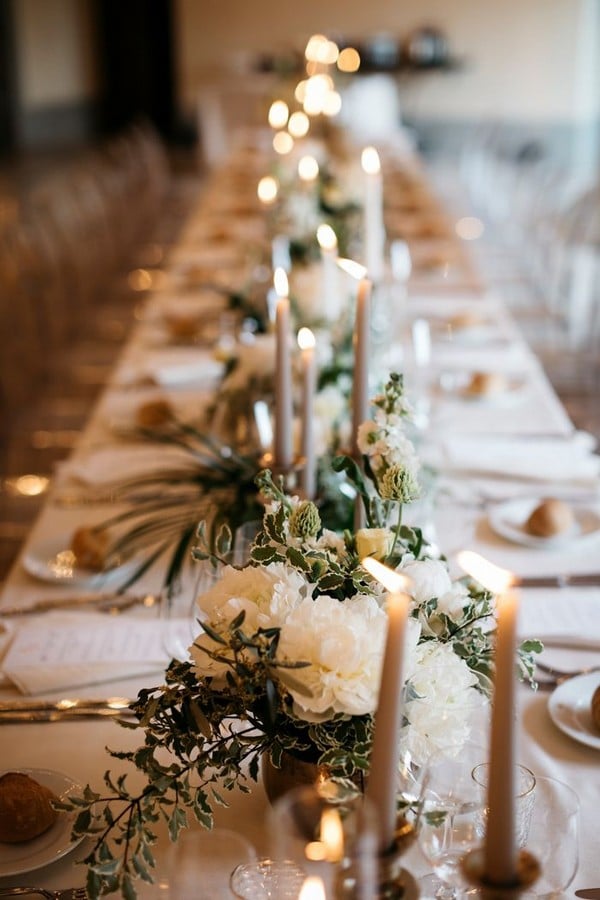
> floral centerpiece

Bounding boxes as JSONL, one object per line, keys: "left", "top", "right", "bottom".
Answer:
{"left": 60, "top": 374, "right": 539, "bottom": 899}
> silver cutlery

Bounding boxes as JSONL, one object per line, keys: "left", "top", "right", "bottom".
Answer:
{"left": 536, "top": 660, "right": 600, "bottom": 680}
{"left": 0, "top": 889, "right": 87, "bottom": 899}
{"left": 517, "top": 573, "right": 600, "bottom": 588}
{"left": 0, "top": 697, "right": 134, "bottom": 723}
{"left": 0, "top": 593, "right": 157, "bottom": 617}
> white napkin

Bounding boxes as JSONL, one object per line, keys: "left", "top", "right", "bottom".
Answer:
{"left": 519, "top": 593, "right": 600, "bottom": 649}
{"left": 433, "top": 344, "right": 532, "bottom": 373}
{"left": 2, "top": 613, "right": 193, "bottom": 695}
{"left": 62, "top": 444, "right": 198, "bottom": 486}
{"left": 117, "top": 349, "right": 223, "bottom": 388}
{"left": 440, "top": 434, "right": 600, "bottom": 485}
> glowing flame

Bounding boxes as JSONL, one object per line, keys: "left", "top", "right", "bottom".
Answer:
{"left": 273, "top": 132, "right": 294, "bottom": 155}
{"left": 337, "top": 257, "right": 367, "bottom": 280}
{"left": 299, "top": 877, "right": 326, "bottom": 900}
{"left": 298, "top": 155, "right": 319, "bottom": 181}
{"left": 337, "top": 47, "right": 361, "bottom": 72}
{"left": 456, "top": 551, "right": 515, "bottom": 593}
{"left": 268, "top": 99, "right": 289, "bottom": 129}
{"left": 288, "top": 110, "right": 310, "bottom": 138}
{"left": 257, "top": 175, "right": 278, "bottom": 204}
{"left": 319, "top": 807, "right": 344, "bottom": 862}
{"left": 361, "top": 146, "right": 381, "bottom": 175}
{"left": 317, "top": 223, "right": 337, "bottom": 251}
{"left": 297, "top": 327, "right": 316, "bottom": 350}
{"left": 273, "top": 267, "right": 289, "bottom": 298}
{"left": 362, "top": 557, "right": 411, "bottom": 593}
{"left": 322, "top": 90, "right": 342, "bottom": 117}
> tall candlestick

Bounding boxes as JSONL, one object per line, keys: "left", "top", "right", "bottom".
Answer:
{"left": 457, "top": 551, "right": 519, "bottom": 886}
{"left": 361, "top": 146, "right": 385, "bottom": 283}
{"left": 362, "top": 558, "right": 411, "bottom": 851}
{"left": 298, "top": 327, "right": 317, "bottom": 499}
{"left": 353, "top": 277, "right": 372, "bottom": 459}
{"left": 274, "top": 277, "right": 293, "bottom": 472}
{"left": 316, "top": 223, "right": 341, "bottom": 320}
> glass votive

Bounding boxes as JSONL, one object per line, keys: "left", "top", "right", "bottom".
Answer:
{"left": 268, "top": 783, "right": 379, "bottom": 899}
{"left": 230, "top": 857, "right": 306, "bottom": 899}
{"left": 472, "top": 762, "right": 537, "bottom": 847}
{"left": 165, "top": 827, "right": 256, "bottom": 899}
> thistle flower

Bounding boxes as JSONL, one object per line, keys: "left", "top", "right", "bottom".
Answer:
{"left": 289, "top": 500, "right": 321, "bottom": 538}
{"left": 379, "top": 464, "right": 419, "bottom": 503}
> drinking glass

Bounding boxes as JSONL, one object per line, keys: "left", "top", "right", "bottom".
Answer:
{"left": 269, "top": 783, "right": 379, "bottom": 899}
{"left": 521, "top": 776, "right": 579, "bottom": 898}
{"left": 165, "top": 827, "right": 256, "bottom": 899}
{"left": 417, "top": 742, "right": 488, "bottom": 899}
{"left": 471, "top": 763, "right": 537, "bottom": 850}
{"left": 161, "top": 560, "right": 222, "bottom": 661}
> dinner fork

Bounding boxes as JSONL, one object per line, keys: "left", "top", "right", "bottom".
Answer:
{"left": 0, "top": 890, "right": 87, "bottom": 899}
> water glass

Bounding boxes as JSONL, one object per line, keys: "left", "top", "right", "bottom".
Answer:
{"left": 471, "top": 762, "right": 536, "bottom": 849}
{"left": 165, "top": 827, "right": 256, "bottom": 899}
{"left": 521, "top": 776, "right": 579, "bottom": 898}
{"left": 230, "top": 857, "right": 306, "bottom": 898}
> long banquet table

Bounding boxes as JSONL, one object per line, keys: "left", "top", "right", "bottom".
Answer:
{"left": 1, "top": 133, "right": 599, "bottom": 898}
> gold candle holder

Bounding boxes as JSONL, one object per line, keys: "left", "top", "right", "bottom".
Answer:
{"left": 461, "top": 848, "right": 541, "bottom": 899}
{"left": 378, "top": 816, "right": 419, "bottom": 899}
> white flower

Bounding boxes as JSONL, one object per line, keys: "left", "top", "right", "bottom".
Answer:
{"left": 401, "top": 642, "right": 486, "bottom": 766}
{"left": 356, "top": 528, "right": 394, "bottom": 561}
{"left": 400, "top": 558, "right": 452, "bottom": 604}
{"left": 277, "top": 594, "right": 387, "bottom": 721}
{"left": 220, "top": 335, "right": 275, "bottom": 394}
{"left": 190, "top": 563, "right": 313, "bottom": 683}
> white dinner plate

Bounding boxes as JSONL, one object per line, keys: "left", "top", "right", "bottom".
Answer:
{"left": 488, "top": 498, "right": 600, "bottom": 549}
{"left": 22, "top": 535, "right": 136, "bottom": 588}
{"left": 438, "top": 371, "right": 527, "bottom": 405}
{"left": 0, "top": 768, "right": 85, "bottom": 876}
{"left": 548, "top": 672, "right": 600, "bottom": 750}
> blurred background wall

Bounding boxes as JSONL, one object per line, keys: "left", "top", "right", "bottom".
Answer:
{"left": 0, "top": 0, "right": 598, "bottom": 171}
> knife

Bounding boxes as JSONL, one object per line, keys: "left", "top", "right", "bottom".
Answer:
{"left": 517, "top": 573, "right": 600, "bottom": 588}
{"left": 0, "top": 593, "right": 155, "bottom": 617}
{"left": 0, "top": 697, "right": 135, "bottom": 722}
{"left": 575, "top": 890, "right": 600, "bottom": 899}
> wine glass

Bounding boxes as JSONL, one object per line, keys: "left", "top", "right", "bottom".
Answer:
{"left": 417, "top": 742, "right": 488, "bottom": 899}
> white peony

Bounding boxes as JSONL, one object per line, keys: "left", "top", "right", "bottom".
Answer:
{"left": 277, "top": 593, "right": 388, "bottom": 721}
{"left": 190, "top": 563, "right": 313, "bottom": 682}
{"left": 402, "top": 642, "right": 487, "bottom": 765}
{"left": 400, "top": 558, "right": 452, "bottom": 604}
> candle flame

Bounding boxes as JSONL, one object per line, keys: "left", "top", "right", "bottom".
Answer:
{"left": 299, "top": 876, "right": 326, "bottom": 900}
{"left": 273, "top": 267, "right": 289, "bottom": 298}
{"left": 361, "top": 146, "right": 381, "bottom": 175}
{"left": 456, "top": 550, "right": 515, "bottom": 593}
{"left": 320, "top": 807, "right": 344, "bottom": 863}
{"left": 288, "top": 110, "right": 310, "bottom": 138}
{"left": 317, "top": 223, "right": 337, "bottom": 250}
{"left": 268, "top": 99, "right": 289, "bottom": 129}
{"left": 297, "top": 327, "right": 316, "bottom": 350}
{"left": 257, "top": 175, "right": 278, "bottom": 204}
{"left": 337, "top": 257, "right": 367, "bottom": 280}
{"left": 337, "top": 46, "right": 361, "bottom": 73}
{"left": 273, "top": 131, "right": 294, "bottom": 155}
{"left": 362, "top": 557, "right": 410, "bottom": 593}
{"left": 298, "top": 155, "right": 319, "bottom": 181}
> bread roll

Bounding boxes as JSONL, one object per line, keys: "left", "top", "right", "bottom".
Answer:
{"left": 464, "top": 371, "right": 507, "bottom": 396}
{"left": 136, "top": 399, "right": 174, "bottom": 428}
{"left": 0, "top": 772, "right": 58, "bottom": 843}
{"left": 71, "top": 525, "right": 110, "bottom": 571}
{"left": 525, "top": 498, "right": 575, "bottom": 538}
{"left": 591, "top": 685, "right": 600, "bottom": 731}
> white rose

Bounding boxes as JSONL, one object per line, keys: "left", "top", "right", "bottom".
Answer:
{"left": 356, "top": 528, "right": 394, "bottom": 562}
{"left": 400, "top": 558, "right": 452, "bottom": 604}
{"left": 277, "top": 594, "right": 387, "bottom": 721}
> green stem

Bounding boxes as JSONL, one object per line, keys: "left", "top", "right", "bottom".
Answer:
{"left": 389, "top": 502, "right": 403, "bottom": 557}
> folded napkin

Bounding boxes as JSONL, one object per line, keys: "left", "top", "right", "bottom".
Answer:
{"left": 433, "top": 344, "right": 532, "bottom": 374}
{"left": 440, "top": 433, "right": 600, "bottom": 485}
{"left": 518, "top": 593, "right": 600, "bottom": 650}
{"left": 117, "top": 349, "right": 223, "bottom": 388}
{"left": 2, "top": 613, "right": 194, "bottom": 695}
{"left": 62, "top": 444, "right": 198, "bottom": 486}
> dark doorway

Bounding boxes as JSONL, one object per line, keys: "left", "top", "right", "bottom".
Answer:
{"left": 92, "top": 0, "right": 176, "bottom": 140}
